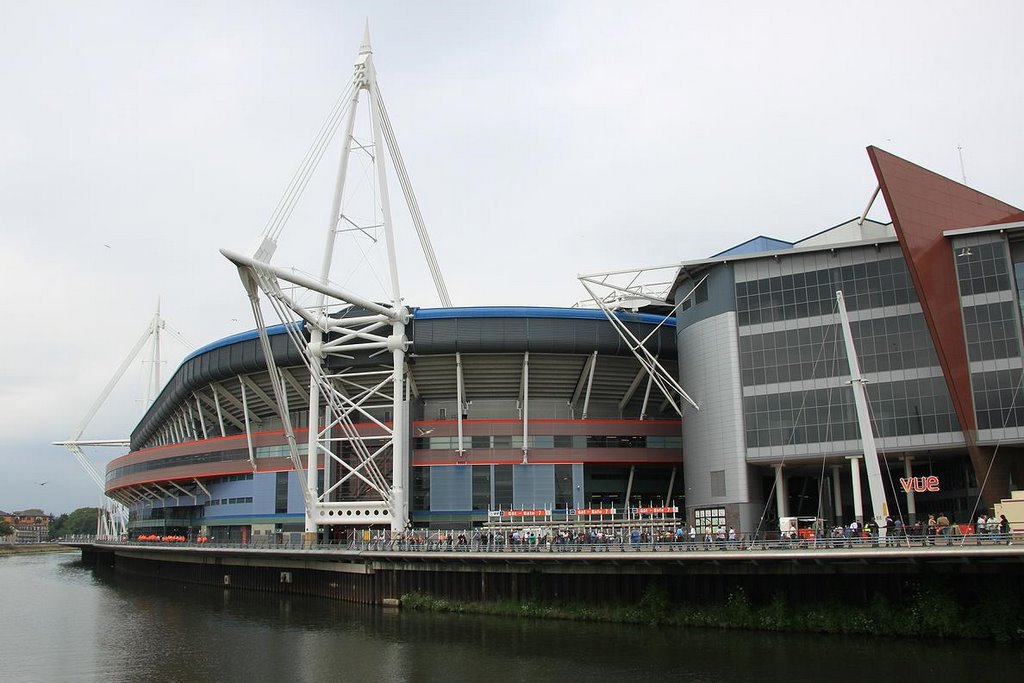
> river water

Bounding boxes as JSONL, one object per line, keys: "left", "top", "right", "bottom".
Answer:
{"left": 1, "top": 551, "right": 1020, "bottom": 682}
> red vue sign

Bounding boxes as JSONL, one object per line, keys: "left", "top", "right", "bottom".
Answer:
{"left": 900, "top": 476, "right": 940, "bottom": 493}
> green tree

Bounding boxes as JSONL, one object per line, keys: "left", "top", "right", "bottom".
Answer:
{"left": 49, "top": 507, "right": 100, "bottom": 538}
{"left": 0, "top": 520, "right": 14, "bottom": 537}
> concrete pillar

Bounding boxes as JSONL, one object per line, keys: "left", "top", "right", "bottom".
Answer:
{"left": 831, "top": 465, "right": 844, "bottom": 525}
{"left": 903, "top": 455, "right": 917, "bottom": 524}
{"left": 773, "top": 464, "right": 789, "bottom": 520}
{"left": 847, "top": 456, "right": 864, "bottom": 524}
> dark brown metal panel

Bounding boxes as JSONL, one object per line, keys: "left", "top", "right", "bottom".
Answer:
{"left": 868, "top": 146, "right": 1022, "bottom": 506}
{"left": 867, "top": 146, "right": 1022, "bottom": 434}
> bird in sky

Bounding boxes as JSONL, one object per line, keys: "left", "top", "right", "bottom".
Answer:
{"left": 34, "top": 481, "right": 48, "bottom": 486}
{"left": 416, "top": 427, "right": 435, "bottom": 436}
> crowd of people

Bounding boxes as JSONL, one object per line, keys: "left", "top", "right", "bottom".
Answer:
{"left": 354, "top": 514, "right": 1013, "bottom": 552}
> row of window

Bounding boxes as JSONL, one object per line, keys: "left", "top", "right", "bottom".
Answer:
{"left": 743, "top": 377, "right": 960, "bottom": 448}
{"left": 956, "top": 241, "right": 1011, "bottom": 297}
{"left": 736, "top": 258, "right": 917, "bottom": 326}
{"left": 109, "top": 433, "right": 682, "bottom": 484}
{"left": 963, "top": 301, "right": 1021, "bottom": 362}
{"left": 413, "top": 434, "right": 683, "bottom": 450}
{"left": 206, "top": 497, "right": 253, "bottom": 506}
{"left": 973, "top": 369, "right": 1024, "bottom": 430}
{"left": 206, "top": 473, "right": 253, "bottom": 485}
{"left": 738, "top": 313, "right": 940, "bottom": 387}
{"left": 107, "top": 449, "right": 249, "bottom": 482}
{"left": 412, "top": 464, "right": 677, "bottom": 513}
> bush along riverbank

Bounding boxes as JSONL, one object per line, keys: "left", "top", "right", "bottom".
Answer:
{"left": 0, "top": 544, "right": 74, "bottom": 556}
{"left": 402, "top": 584, "right": 1023, "bottom": 643}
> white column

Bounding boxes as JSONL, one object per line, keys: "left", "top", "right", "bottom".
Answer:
{"left": 903, "top": 456, "right": 917, "bottom": 523}
{"left": 521, "top": 352, "right": 529, "bottom": 464}
{"left": 773, "top": 464, "right": 789, "bottom": 519}
{"left": 848, "top": 456, "right": 864, "bottom": 524}
{"left": 455, "top": 352, "right": 465, "bottom": 456}
{"left": 831, "top": 465, "right": 844, "bottom": 524}
{"left": 390, "top": 317, "right": 409, "bottom": 532}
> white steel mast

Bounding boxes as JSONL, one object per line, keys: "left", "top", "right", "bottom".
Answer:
{"left": 836, "top": 290, "right": 889, "bottom": 532}
{"left": 54, "top": 304, "right": 192, "bottom": 539}
{"left": 223, "top": 26, "right": 448, "bottom": 534}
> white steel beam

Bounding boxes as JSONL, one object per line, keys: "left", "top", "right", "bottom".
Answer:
{"left": 193, "top": 394, "right": 209, "bottom": 440}
{"left": 192, "top": 478, "right": 212, "bottom": 499}
{"left": 640, "top": 372, "right": 654, "bottom": 420}
{"left": 456, "top": 352, "right": 465, "bottom": 454}
{"left": 619, "top": 367, "right": 647, "bottom": 412}
{"left": 240, "top": 375, "right": 279, "bottom": 415}
{"left": 239, "top": 376, "right": 258, "bottom": 473}
{"left": 521, "top": 352, "right": 529, "bottom": 464}
{"left": 211, "top": 381, "right": 262, "bottom": 425}
{"left": 836, "top": 290, "right": 888, "bottom": 529}
{"left": 581, "top": 351, "right": 598, "bottom": 420}
{"left": 279, "top": 368, "right": 308, "bottom": 407}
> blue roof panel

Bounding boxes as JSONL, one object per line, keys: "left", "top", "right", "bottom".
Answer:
{"left": 184, "top": 306, "right": 674, "bottom": 363}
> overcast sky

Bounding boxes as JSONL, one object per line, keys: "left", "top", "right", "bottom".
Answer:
{"left": 2, "top": 1, "right": 1022, "bottom": 515}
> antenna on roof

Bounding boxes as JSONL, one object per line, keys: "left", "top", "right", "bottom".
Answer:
{"left": 957, "top": 145, "right": 968, "bottom": 185}
{"left": 857, "top": 185, "right": 881, "bottom": 227}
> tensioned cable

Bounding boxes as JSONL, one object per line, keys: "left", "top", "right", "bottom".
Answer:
{"left": 374, "top": 86, "right": 452, "bottom": 306}
{"left": 264, "top": 82, "right": 354, "bottom": 240}
{"left": 752, "top": 296, "right": 841, "bottom": 542}
{"left": 855, "top": 321, "right": 915, "bottom": 546}
{"left": 262, "top": 82, "right": 356, "bottom": 242}
{"left": 814, "top": 323, "right": 843, "bottom": 533}
{"left": 956, "top": 360, "right": 1024, "bottom": 547}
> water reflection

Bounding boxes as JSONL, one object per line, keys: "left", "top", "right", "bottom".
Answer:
{"left": 1, "top": 553, "right": 1021, "bottom": 682}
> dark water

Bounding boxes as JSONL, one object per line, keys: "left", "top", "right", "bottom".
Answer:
{"left": 1, "top": 552, "right": 1021, "bottom": 683}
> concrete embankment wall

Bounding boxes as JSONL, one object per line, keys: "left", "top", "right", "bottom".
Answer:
{"left": 73, "top": 544, "right": 1024, "bottom": 608}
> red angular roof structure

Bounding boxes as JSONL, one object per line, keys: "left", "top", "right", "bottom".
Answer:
{"left": 868, "top": 146, "right": 1023, "bottom": 504}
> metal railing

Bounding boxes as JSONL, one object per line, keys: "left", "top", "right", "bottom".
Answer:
{"left": 61, "top": 529, "right": 1016, "bottom": 553}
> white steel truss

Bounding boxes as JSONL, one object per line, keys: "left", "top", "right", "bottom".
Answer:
{"left": 578, "top": 267, "right": 701, "bottom": 417}
{"left": 222, "top": 27, "right": 449, "bottom": 532}
{"left": 53, "top": 303, "right": 192, "bottom": 539}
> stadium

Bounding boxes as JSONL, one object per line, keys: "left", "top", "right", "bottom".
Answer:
{"left": 102, "top": 145, "right": 1024, "bottom": 541}
{"left": 105, "top": 306, "right": 683, "bottom": 541}
{"left": 97, "top": 37, "right": 1024, "bottom": 541}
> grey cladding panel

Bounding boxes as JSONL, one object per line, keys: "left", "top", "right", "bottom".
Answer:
{"left": 525, "top": 319, "right": 562, "bottom": 353}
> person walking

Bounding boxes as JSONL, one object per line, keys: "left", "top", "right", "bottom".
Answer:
{"left": 936, "top": 512, "right": 951, "bottom": 545}
{"left": 998, "top": 514, "right": 1011, "bottom": 545}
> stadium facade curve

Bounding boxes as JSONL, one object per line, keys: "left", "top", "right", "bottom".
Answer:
{"left": 104, "top": 148, "right": 1024, "bottom": 541}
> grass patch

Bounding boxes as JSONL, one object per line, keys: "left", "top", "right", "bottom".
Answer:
{"left": 401, "top": 584, "right": 1024, "bottom": 643}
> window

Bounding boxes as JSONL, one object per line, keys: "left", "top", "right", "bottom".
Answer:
{"left": 695, "top": 279, "right": 708, "bottom": 304}
{"left": 694, "top": 506, "right": 726, "bottom": 534}
{"left": 472, "top": 466, "right": 490, "bottom": 511}
{"left": 275, "top": 472, "right": 289, "bottom": 514}
{"left": 412, "top": 467, "right": 430, "bottom": 511}
{"left": 493, "top": 465, "right": 513, "bottom": 508}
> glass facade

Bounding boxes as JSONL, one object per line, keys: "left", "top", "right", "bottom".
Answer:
{"left": 413, "top": 434, "right": 682, "bottom": 450}
{"left": 958, "top": 237, "right": 1024, "bottom": 432}
{"left": 736, "top": 244, "right": 960, "bottom": 452}
{"left": 736, "top": 256, "right": 915, "bottom": 326}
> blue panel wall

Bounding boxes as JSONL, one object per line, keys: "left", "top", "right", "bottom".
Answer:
{"left": 287, "top": 471, "right": 305, "bottom": 513}
{"left": 207, "top": 477, "right": 254, "bottom": 516}
{"left": 572, "top": 463, "right": 585, "bottom": 510}
{"left": 429, "top": 465, "right": 472, "bottom": 511}
{"left": 252, "top": 472, "right": 276, "bottom": 514}
{"left": 513, "top": 464, "right": 555, "bottom": 510}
